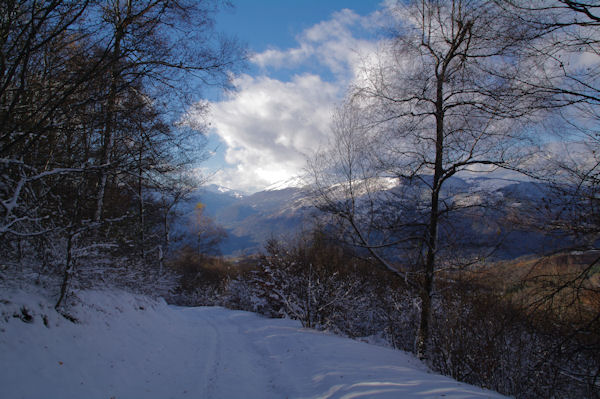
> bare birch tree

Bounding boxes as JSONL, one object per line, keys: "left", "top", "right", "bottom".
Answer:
{"left": 310, "top": 0, "right": 549, "bottom": 359}
{"left": 491, "top": 1, "right": 600, "bottom": 388}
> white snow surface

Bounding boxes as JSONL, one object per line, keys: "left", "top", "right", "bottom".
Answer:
{"left": 0, "top": 288, "right": 506, "bottom": 399}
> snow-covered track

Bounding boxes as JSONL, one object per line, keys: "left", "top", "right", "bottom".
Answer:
{"left": 0, "top": 289, "right": 506, "bottom": 398}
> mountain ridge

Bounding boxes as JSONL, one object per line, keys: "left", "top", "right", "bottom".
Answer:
{"left": 181, "top": 175, "right": 555, "bottom": 257}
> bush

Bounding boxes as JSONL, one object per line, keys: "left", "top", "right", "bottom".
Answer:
{"left": 429, "top": 279, "right": 600, "bottom": 398}
{"left": 168, "top": 247, "right": 235, "bottom": 306}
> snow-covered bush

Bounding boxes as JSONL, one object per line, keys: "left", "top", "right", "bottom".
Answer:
{"left": 428, "top": 279, "right": 600, "bottom": 399}
{"left": 244, "top": 234, "right": 370, "bottom": 329}
{"left": 167, "top": 247, "right": 234, "bottom": 306}
{"left": 221, "top": 230, "right": 420, "bottom": 346}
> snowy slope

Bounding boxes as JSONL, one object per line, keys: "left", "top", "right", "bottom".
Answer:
{"left": 184, "top": 175, "right": 553, "bottom": 257}
{"left": 0, "top": 289, "right": 506, "bottom": 399}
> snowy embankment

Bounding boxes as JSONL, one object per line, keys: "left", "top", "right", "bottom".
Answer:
{"left": 0, "top": 288, "right": 506, "bottom": 399}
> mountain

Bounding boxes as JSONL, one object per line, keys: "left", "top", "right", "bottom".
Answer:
{"left": 179, "top": 175, "right": 563, "bottom": 258}
{"left": 180, "top": 184, "right": 315, "bottom": 256}
{"left": 203, "top": 184, "right": 246, "bottom": 199}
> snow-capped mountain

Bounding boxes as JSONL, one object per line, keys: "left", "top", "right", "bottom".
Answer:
{"left": 196, "top": 185, "right": 315, "bottom": 255}
{"left": 203, "top": 184, "right": 246, "bottom": 199}
{"left": 263, "top": 176, "right": 306, "bottom": 192}
{"left": 180, "top": 175, "right": 562, "bottom": 257}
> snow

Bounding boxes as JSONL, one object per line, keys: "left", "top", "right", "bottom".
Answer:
{"left": 204, "top": 184, "right": 246, "bottom": 198}
{"left": 264, "top": 176, "right": 306, "bottom": 191}
{"left": 0, "top": 288, "right": 506, "bottom": 399}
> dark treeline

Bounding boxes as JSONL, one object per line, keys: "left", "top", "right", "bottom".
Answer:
{"left": 0, "top": 0, "right": 244, "bottom": 306}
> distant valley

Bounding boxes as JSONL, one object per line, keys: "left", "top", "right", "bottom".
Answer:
{"left": 175, "top": 176, "right": 566, "bottom": 259}
{"left": 176, "top": 184, "right": 317, "bottom": 256}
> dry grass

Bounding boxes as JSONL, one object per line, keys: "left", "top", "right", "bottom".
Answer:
{"left": 463, "top": 252, "right": 600, "bottom": 325}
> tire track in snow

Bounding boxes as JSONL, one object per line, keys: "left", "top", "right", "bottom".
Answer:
{"left": 179, "top": 307, "right": 283, "bottom": 399}
{"left": 203, "top": 314, "right": 221, "bottom": 399}
{"left": 174, "top": 307, "right": 221, "bottom": 399}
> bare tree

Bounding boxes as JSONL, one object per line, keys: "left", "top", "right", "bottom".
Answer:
{"left": 188, "top": 202, "right": 227, "bottom": 257}
{"left": 490, "top": 2, "right": 600, "bottom": 389}
{"left": 310, "top": 0, "right": 548, "bottom": 359}
{"left": 0, "top": 0, "right": 245, "bottom": 305}
{"left": 92, "top": 0, "right": 245, "bottom": 222}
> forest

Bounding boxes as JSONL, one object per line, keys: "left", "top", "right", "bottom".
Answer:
{"left": 1, "top": 1, "right": 600, "bottom": 398}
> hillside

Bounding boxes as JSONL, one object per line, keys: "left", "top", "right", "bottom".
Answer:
{"left": 0, "top": 288, "right": 506, "bottom": 399}
{"left": 180, "top": 176, "right": 561, "bottom": 258}
{"left": 179, "top": 184, "right": 315, "bottom": 255}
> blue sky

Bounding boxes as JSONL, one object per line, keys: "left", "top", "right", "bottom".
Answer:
{"left": 217, "top": 1, "right": 380, "bottom": 55}
{"left": 196, "top": 1, "right": 387, "bottom": 193}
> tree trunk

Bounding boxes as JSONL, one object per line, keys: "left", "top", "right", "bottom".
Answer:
{"left": 95, "top": 22, "right": 123, "bottom": 222}
{"left": 138, "top": 146, "right": 145, "bottom": 260}
{"left": 55, "top": 232, "right": 75, "bottom": 310}
{"left": 415, "top": 68, "right": 445, "bottom": 361}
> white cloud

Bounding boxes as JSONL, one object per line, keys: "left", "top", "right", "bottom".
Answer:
{"left": 252, "top": 8, "right": 380, "bottom": 81}
{"left": 199, "top": 6, "right": 386, "bottom": 192}
{"left": 251, "top": 44, "right": 313, "bottom": 70}
{"left": 207, "top": 73, "right": 339, "bottom": 192}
